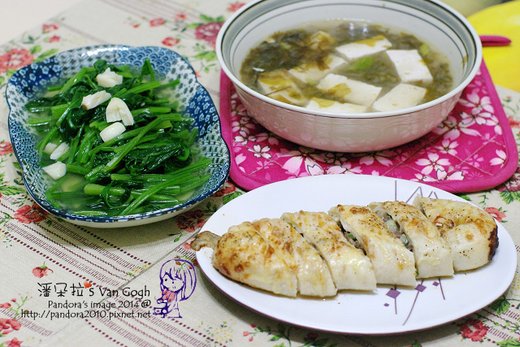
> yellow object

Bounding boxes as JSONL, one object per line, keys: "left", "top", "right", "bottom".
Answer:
{"left": 442, "top": 0, "right": 502, "bottom": 16}
{"left": 468, "top": 1, "right": 520, "bottom": 91}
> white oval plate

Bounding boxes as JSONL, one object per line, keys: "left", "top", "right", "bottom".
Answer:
{"left": 196, "top": 174, "right": 517, "bottom": 335}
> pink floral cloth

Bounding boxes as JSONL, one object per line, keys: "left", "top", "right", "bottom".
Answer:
{"left": 220, "top": 62, "right": 518, "bottom": 193}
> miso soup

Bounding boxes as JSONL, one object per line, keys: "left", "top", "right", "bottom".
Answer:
{"left": 240, "top": 21, "right": 453, "bottom": 113}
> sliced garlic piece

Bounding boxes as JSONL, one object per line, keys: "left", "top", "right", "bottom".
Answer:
{"left": 106, "top": 97, "right": 134, "bottom": 125}
{"left": 43, "top": 161, "right": 67, "bottom": 180}
{"left": 81, "top": 91, "right": 112, "bottom": 110}
{"left": 43, "top": 142, "right": 58, "bottom": 155}
{"left": 50, "top": 142, "right": 69, "bottom": 160}
{"left": 96, "top": 68, "right": 123, "bottom": 88}
{"left": 100, "top": 122, "right": 126, "bottom": 142}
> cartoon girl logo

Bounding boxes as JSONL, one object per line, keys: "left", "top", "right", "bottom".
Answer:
{"left": 153, "top": 258, "right": 197, "bottom": 318}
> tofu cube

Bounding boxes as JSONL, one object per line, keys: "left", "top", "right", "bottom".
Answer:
{"left": 386, "top": 50, "right": 433, "bottom": 84}
{"left": 288, "top": 54, "right": 346, "bottom": 85}
{"left": 372, "top": 83, "right": 427, "bottom": 112}
{"left": 257, "top": 70, "right": 307, "bottom": 106}
{"left": 307, "top": 30, "right": 336, "bottom": 50}
{"left": 317, "top": 74, "right": 382, "bottom": 106}
{"left": 306, "top": 97, "right": 368, "bottom": 114}
{"left": 335, "top": 35, "right": 392, "bottom": 61}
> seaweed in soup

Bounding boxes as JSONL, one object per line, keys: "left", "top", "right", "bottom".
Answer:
{"left": 240, "top": 20, "right": 453, "bottom": 111}
{"left": 241, "top": 29, "right": 333, "bottom": 89}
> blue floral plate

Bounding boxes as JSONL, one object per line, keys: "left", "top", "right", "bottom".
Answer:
{"left": 6, "top": 45, "right": 230, "bottom": 228}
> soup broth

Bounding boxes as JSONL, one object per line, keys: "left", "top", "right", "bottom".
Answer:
{"left": 240, "top": 21, "right": 453, "bottom": 113}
